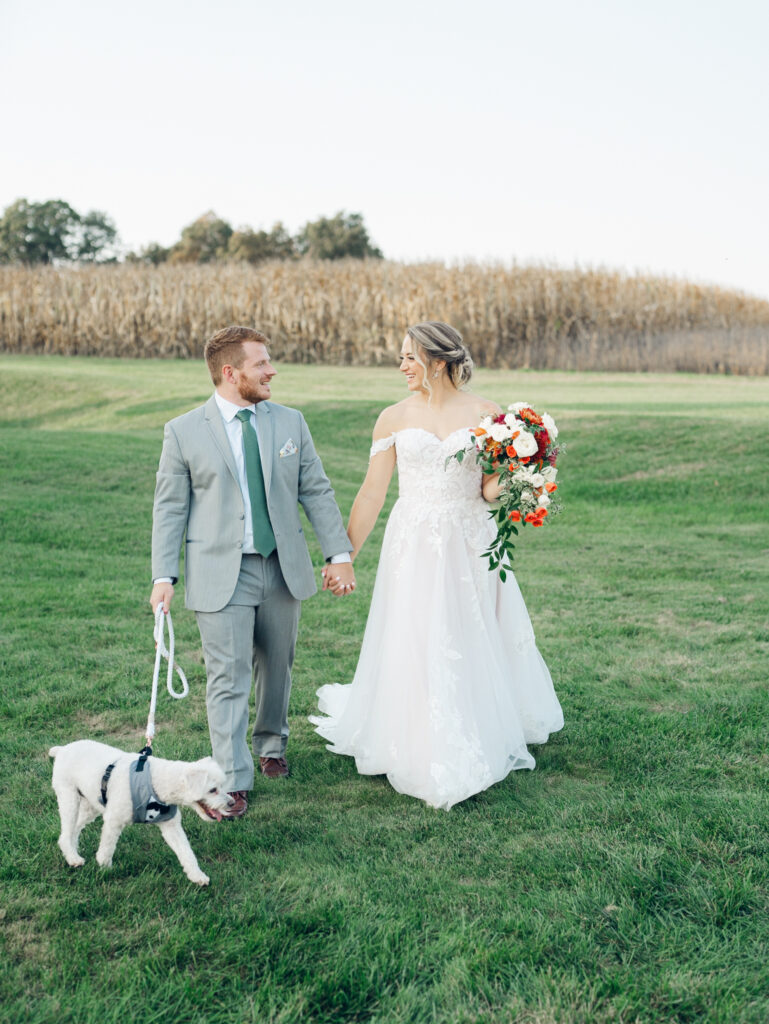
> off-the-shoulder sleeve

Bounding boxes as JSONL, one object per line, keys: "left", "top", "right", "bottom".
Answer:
{"left": 369, "top": 433, "right": 396, "bottom": 460}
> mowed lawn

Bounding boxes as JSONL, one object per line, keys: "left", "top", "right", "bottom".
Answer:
{"left": 0, "top": 355, "right": 767, "bottom": 1024}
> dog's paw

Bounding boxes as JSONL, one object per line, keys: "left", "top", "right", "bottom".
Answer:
{"left": 95, "top": 852, "right": 113, "bottom": 869}
{"left": 58, "top": 840, "right": 85, "bottom": 867}
{"left": 187, "top": 870, "right": 210, "bottom": 886}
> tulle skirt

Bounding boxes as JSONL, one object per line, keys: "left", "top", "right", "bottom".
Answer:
{"left": 311, "top": 498, "right": 563, "bottom": 810}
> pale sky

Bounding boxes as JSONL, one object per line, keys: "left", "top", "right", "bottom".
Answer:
{"left": 2, "top": 0, "right": 768, "bottom": 299}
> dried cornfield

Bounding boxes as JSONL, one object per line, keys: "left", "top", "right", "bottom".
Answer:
{"left": 1, "top": 261, "right": 767, "bottom": 373}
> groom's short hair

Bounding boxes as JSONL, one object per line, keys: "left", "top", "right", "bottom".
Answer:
{"left": 204, "top": 326, "right": 270, "bottom": 384}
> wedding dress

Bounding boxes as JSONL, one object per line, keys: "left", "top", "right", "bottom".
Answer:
{"left": 310, "top": 427, "right": 563, "bottom": 810}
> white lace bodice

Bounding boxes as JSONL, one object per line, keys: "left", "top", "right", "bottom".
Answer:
{"left": 371, "top": 427, "right": 484, "bottom": 517}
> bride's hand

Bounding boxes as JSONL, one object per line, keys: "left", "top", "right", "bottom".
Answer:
{"left": 482, "top": 465, "right": 504, "bottom": 503}
{"left": 321, "top": 563, "right": 357, "bottom": 596}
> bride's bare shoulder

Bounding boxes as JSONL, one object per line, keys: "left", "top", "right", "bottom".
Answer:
{"left": 473, "top": 395, "right": 504, "bottom": 418}
{"left": 373, "top": 399, "right": 414, "bottom": 439}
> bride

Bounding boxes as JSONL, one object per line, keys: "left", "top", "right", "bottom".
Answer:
{"left": 311, "top": 321, "right": 563, "bottom": 809}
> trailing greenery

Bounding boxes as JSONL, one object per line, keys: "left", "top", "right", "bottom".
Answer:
{"left": 1, "top": 357, "right": 768, "bottom": 1023}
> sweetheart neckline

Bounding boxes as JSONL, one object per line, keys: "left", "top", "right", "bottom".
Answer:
{"left": 392, "top": 426, "right": 472, "bottom": 444}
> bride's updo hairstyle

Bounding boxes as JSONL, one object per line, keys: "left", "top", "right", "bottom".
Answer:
{"left": 406, "top": 321, "right": 474, "bottom": 390}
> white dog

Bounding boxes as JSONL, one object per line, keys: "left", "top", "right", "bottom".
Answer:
{"left": 50, "top": 740, "right": 234, "bottom": 886}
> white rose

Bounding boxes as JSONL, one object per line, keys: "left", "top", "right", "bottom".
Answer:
{"left": 530, "top": 473, "right": 545, "bottom": 487}
{"left": 521, "top": 490, "right": 534, "bottom": 502}
{"left": 542, "top": 412, "right": 558, "bottom": 439}
{"left": 504, "top": 413, "right": 523, "bottom": 429}
{"left": 538, "top": 492, "right": 551, "bottom": 506}
{"left": 508, "top": 401, "right": 531, "bottom": 413}
{"left": 489, "top": 422, "right": 511, "bottom": 443}
{"left": 542, "top": 466, "right": 558, "bottom": 482}
{"left": 512, "top": 430, "right": 538, "bottom": 457}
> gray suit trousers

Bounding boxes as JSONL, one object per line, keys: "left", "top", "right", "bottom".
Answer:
{"left": 195, "top": 553, "right": 301, "bottom": 791}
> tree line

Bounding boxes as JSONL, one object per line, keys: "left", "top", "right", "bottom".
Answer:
{"left": 0, "top": 200, "right": 383, "bottom": 265}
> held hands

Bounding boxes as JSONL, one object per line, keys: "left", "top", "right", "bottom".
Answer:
{"left": 150, "top": 582, "right": 175, "bottom": 614}
{"left": 321, "top": 562, "right": 356, "bottom": 597}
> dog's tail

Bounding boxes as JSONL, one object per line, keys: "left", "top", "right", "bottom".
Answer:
{"left": 48, "top": 746, "right": 62, "bottom": 758}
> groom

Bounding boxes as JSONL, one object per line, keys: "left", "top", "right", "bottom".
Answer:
{"left": 150, "top": 326, "right": 355, "bottom": 818}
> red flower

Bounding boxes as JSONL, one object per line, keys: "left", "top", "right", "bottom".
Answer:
{"left": 535, "top": 428, "right": 550, "bottom": 461}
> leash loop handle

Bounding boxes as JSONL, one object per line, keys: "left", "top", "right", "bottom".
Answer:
{"left": 147, "top": 605, "right": 189, "bottom": 744}
{"left": 154, "top": 605, "right": 189, "bottom": 700}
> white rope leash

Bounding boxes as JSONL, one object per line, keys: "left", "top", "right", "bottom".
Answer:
{"left": 146, "top": 605, "right": 189, "bottom": 744}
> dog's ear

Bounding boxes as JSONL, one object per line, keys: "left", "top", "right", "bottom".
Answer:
{"left": 183, "top": 764, "right": 214, "bottom": 800}
{"left": 184, "top": 758, "right": 225, "bottom": 800}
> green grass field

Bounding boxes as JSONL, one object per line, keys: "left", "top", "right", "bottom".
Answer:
{"left": 1, "top": 355, "right": 768, "bottom": 1024}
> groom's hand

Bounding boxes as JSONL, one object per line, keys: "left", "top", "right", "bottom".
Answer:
{"left": 150, "top": 582, "right": 175, "bottom": 614}
{"left": 322, "top": 563, "right": 356, "bottom": 596}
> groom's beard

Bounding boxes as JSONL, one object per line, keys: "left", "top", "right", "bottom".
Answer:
{"left": 237, "top": 377, "right": 271, "bottom": 404}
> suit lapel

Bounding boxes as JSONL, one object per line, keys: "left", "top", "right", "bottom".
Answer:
{"left": 254, "top": 402, "right": 273, "bottom": 494}
{"left": 203, "top": 395, "right": 240, "bottom": 487}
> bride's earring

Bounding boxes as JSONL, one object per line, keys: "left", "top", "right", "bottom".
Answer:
{"left": 432, "top": 370, "right": 439, "bottom": 379}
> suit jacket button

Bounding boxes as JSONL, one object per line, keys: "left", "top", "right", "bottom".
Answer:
{"left": 239, "top": 514, "right": 245, "bottom": 520}
{"left": 236, "top": 541, "right": 243, "bottom": 549}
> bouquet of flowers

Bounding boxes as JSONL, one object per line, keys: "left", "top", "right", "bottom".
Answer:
{"left": 449, "top": 403, "right": 563, "bottom": 580}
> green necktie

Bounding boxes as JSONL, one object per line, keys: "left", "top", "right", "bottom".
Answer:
{"left": 235, "top": 409, "right": 276, "bottom": 558}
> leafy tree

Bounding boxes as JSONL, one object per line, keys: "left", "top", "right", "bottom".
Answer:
{"left": 296, "top": 211, "right": 382, "bottom": 260}
{"left": 168, "top": 211, "right": 233, "bottom": 263}
{"left": 72, "top": 210, "right": 118, "bottom": 262}
{"left": 227, "top": 222, "right": 297, "bottom": 263}
{"left": 126, "top": 242, "right": 171, "bottom": 265}
{"left": 0, "top": 198, "right": 76, "bottom": 263}
{"left": 0, "top": 199, "right": 119, "bottom": 264}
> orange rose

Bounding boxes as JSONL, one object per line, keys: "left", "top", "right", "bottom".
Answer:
{"left": 509, "top": 510, "right": 521, "bottom": 521}
{"left": 506, "top": 445, "right": 517, "bottom": 457}
{"left": 535, "top": 508, "right": 548, "bottom": 517}
{"left": 545, "top": 482, "right": 557, "bottom": 493}
{"left": 532, "top": 519, "right": 543, "bottom": 527}
{"left": 524, "top": 512, "right": 538, "bottom": 524}
{"left": 520, "top": 408, "right": 543, "bottom": 425}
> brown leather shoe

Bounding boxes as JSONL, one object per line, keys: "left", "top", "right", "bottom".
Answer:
{"left": 259, "top": 756, "right": 289, "bottom": 779}
{"left": 221, "top": 791, "right": 248, "bottom": 818}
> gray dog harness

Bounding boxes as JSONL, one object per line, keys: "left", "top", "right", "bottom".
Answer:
{"left": 100, "top": 750, "right": 177, "bottom": 824}
{"left": 128, "top": 759, "right": 178, "bottom": 823}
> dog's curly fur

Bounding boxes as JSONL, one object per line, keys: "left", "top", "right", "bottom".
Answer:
{"left": 50, "top": 740, "right": 234, "bottom": 885}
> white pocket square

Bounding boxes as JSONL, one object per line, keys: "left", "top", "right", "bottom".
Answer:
{"left": 279, "top": 438, "right": 298, "bottom": 458}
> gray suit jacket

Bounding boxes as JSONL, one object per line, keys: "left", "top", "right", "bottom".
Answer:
{"left": 152, "top": 395, "right": 352, "bottom": 611}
